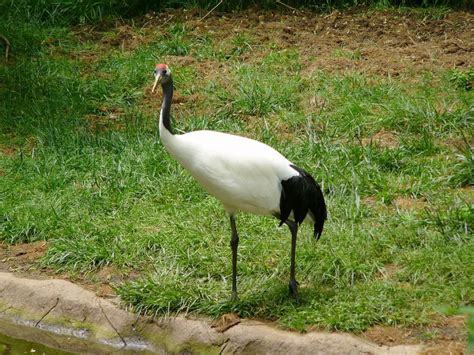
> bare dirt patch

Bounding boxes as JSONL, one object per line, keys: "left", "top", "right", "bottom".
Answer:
{"left": 84, "top": 106, "right": 126, "bottom": 131}
{"left": 362, "top": 195, "right": 428, "bottom": 210}
{"left": 393, "top": 196, "right": 427, "bottom": 210}
{"left": 0, "top": 145, "right": 16, "bottom": 156}
{"left": 377, "top": 263, "right": 400, "bottom": 279}
{"left": 0, "top": 241, "right": 48, "bottom": 275}
{"left": 441, "top": 136, "right": 474, "bottom": 151}
{"left": 211, "top": 313, "right": 241, "bottom": 332}
{"left": 72, "top": 7, "right": 473, "bottom": 78}
{"left": 0, "top": 137, "right": 36, "bottom": 157}
{"left": 362, "top": 129, "right": 399, "bottom": 149}
{"left": 292, "top": 9, "right": 472, "bottom": 77}
{"left": 157, "top": 7, "right": 473, "bottom": 76}
{"left": 364, "top": 325, "right": 416, "bottom": 346}
{"left": 363, "top": 315, "right": 468, "bottom": 354}
{"left": 0, "top": 242, "right": 129, "bottom": 299}
{"left": 362, "top": 195, "right": 379, "bottom": 208}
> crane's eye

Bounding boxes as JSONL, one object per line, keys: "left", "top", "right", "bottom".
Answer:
{"left": 153, "top": 69, "right": 158, "bottom": 75}
{"left": 162, "top": 69, "right": 167, "bottom": 75}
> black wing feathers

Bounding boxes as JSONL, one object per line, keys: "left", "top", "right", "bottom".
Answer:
{"left": 279, "top": 165, "right": 327, "bottom": 240}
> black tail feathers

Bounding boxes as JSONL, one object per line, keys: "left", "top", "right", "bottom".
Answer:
{"left": 279, "top": 165, "right": 327, "bottom": 240}
{"left": 311, "top": 184, "right": 327, "bottom": 241}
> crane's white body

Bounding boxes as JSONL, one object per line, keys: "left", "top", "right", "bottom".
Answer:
{"left": 159, "top": 113, "right": 299, "bottom": 216}
{"left": 154, "top": 66, "right": 326, "bottom": 299}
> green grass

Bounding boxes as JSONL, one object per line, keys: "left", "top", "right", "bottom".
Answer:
{"left": 0, "top": 5, "right": 473, "bottom": 334}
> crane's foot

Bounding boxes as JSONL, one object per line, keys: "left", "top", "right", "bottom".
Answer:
{"left": 230, "top": 291, "right": 239, "bottom": 301}
{"left": 288, "top": 279, "right": 299, "bottom": 302}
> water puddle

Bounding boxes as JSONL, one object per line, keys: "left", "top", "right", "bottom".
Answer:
{"left": 0, "top": 317, "right": 155, "bottom": 354}
{"left": 0, "top": 331, "right": 72, "bottom": 354}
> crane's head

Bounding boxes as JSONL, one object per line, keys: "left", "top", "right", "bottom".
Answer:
{"left": 152, "top": 64, "right": 172, "bottom": 93}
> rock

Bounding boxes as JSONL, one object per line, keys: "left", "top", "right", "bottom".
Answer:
{"left": 0, "top": 272, "right": 424, "bottom": 354}
{"left": 222, "top": 320, "right": 422, "bottom": 354}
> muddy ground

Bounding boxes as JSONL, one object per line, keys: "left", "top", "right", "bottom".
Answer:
{"left": 2, "top": 6, "right": 472, "bottom": 354}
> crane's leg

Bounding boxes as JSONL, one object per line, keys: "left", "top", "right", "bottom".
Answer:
{"left": 229, "top": 215, "right": 239, "bottom": 300}
{"left": 286, "top": 220, "right": 299, "bottom": 299}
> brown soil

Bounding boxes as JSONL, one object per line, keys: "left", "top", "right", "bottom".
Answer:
{"left": 84, "top": 107, "right": 126, "bottom": 131}
{"left": 70, "top": 7, "right": 473, "bottom": 79}
{"left": 0, "top": 137, "right": 36, "bottom": 158}
{"left": 136, "top": 7, "right": 473, "bottom": 77}
{"left": 211, "top": 313, "right": 242, "bottom": 332}
{"left": 362, "top": 129, "right": 399, "bottom": 149}
{"left": 0, "top": 145, "right": 16, "bottom": 156}
{"left": 0, "top": 241, "right": 48, "bottom": 274}
{"left": 0, "top": 242, "right": 128, "bottom": 299}
{"left": 363, "top": 315, "right": 468, "bottom": 355}
{"left": 393, "top": 196, "right": 427, "bottom": 210}
{"left": 362, "top": 195, "right": 427, "bottom": 211}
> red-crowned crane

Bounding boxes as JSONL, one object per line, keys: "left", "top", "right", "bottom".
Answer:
{"left": 152, "top": 64, "right": 327, "bottom": 300}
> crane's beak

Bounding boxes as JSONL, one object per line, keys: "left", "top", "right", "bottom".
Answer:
{"left": 151, "top": 74, "right": 162, "bottom": 93}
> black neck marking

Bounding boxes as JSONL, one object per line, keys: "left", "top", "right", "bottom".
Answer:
{"left": 161, "top": 78, "right": 174, "bottom": 135}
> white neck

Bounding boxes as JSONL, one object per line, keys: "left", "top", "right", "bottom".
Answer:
{"left": 159, "top": 107, "right": 188, "bottom": 165}
{"left": 159, "top": 109, "right": 174, "bottom": 146}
